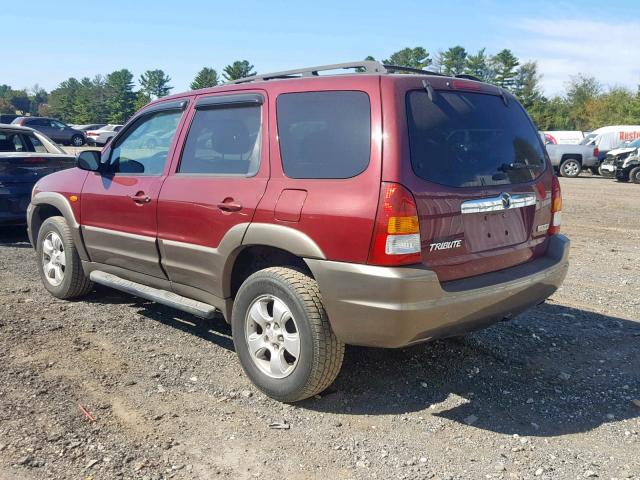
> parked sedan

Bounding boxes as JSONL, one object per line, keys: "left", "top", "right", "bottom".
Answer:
{"left": 70, "top": 123, "right": 107, "bottom": 132}
{"left": 0, "top": 124, "right": 77, "bottom": 225}
{"left": 12, "top": 117, "right": 86, "bottom": 146}
{"left": 86, "top": 124, "right": 122, "bottom": 146}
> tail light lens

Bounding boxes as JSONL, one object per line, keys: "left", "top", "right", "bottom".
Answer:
{"left": 593, "top": 147, "right": 599, "bottom": 158}
{"left": 549, "top": 175, "right": 562, "bottom": 235}
{"left": 368, "top": 182, "right": 422, "bottom": 266}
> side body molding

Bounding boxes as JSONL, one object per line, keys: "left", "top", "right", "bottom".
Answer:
{"left": 28, "top": 192, "right": 90, "bottom": 261}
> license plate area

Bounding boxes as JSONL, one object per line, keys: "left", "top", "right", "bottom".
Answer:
{"left": 463, "top": 211, "right": 529, "bottom": 253}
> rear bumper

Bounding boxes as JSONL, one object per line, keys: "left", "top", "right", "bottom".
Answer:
{"left": 305, "top": 235, "right": 570, "bottom": 348}
{"left": 0, "top": 189, "right": 30, "bottom": 226}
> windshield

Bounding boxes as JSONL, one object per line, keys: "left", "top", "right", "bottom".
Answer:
{"left": 406, "top": 90, "right": 546, "bottom": 188}
{"left": 579, "top": 134, "right": 597, "bottom": 145}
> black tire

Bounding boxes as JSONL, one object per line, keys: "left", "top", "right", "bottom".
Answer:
{"left": 629, "top": 166, "right": 640, "bottom": 184}
{"left": 559, "top": 158, "right": 581, "bottom": 178}
{"left": 589, "top": 167, "right": 600, "bottom": 176}
{"left": 71, "top": 134, "right": 85, "bottom": 147}
{"left": 231, "top": 267, "right": 344, "bottom": 402}
{"left": 36, "top": 216, "right": 93, "bottom": 299}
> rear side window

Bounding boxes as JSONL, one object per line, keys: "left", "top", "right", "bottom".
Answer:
{"left": 277, "top": 91, "right": 371, "bottom": 179}
{"left": 406, "top": 91, "right": 546, "bottom": 188}
{"left": 179, "top": 105, "right": 262, "bottom": 176}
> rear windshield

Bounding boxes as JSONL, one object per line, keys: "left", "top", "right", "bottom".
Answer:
{"left": 406, "top": 90, "right": 546, "bottom": 188}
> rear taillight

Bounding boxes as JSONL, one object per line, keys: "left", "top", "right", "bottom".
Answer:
{"left": 549, "top": 175, "right": 562, "bottom": 235}
{"left": 593, "top": 147, "right": 599, "bottom": 158}
{"left": 368, "top": 182, "right": 422, "bottom": 266}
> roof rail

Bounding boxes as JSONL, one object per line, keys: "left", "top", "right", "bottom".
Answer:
{"left": 226, "top": 61, "right": 386, "bottom": 84}
{"left": 224, "top": 60, "right": 454, "bottom": 84}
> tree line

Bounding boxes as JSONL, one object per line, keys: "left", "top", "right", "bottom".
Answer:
{"left": 1, "top": 48, "right": 639, "bottom": 131}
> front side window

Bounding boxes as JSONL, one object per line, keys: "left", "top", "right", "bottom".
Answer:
{"left": 276, "top": 91, "right": 371, "bottom": 179}
{"left": 108, "top": 109, "right": 182, "bottom": 175}
{"left": 179, "top": 104, "right": 261, "bottom": 175}
{"left": 406, "top": 90, "right": 546, "bottom": 187}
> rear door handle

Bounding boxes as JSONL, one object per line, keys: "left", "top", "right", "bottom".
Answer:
{"left": 217, "top": 199, "right": 243, "bottom": 212}
{"left": 129, "top": 192, "right": 151, "bottom": 204}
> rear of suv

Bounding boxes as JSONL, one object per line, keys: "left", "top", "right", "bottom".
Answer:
{"left": 27, "top": 61, "right": 569, "bottom": 402}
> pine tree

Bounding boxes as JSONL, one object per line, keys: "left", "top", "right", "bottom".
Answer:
{"left": 383, "top": 47, "right": 431, "bottom": 70}
{"left": 190, "top": 67, "right": 219, "bottom": 90}
{"left": 222, "top": 61, "right": 256, "bottom": 82}
{"left": 464, "top": 49, "right": 492, "bottom": 82}
{"left": 139, "top": 69, "right": 173, "bottom": 99}
{"left": 105, "top": 69, "right": 136, "bottom": 124}
{"left": 491, "top": 49, "right": 520, "bottom": 89}
{"left": 440, "top": 46, "right": 467, "bottom": 76}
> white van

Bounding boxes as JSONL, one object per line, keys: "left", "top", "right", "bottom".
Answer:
{"left": 582, "top": 125, "right": 640, "bottom": 157}
{"left": 543, "top": 131, "right": 585, "bottom": 145}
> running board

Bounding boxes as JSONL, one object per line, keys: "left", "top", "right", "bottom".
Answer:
{"left": 89, "top": 270, "right": 218, "bottom": 319}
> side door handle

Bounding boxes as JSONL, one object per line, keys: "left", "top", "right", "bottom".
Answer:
{"left": 129, "top": 192, "right": 151, "bottom": 204}
{"left": 217, "top": 198, "right": 243, "bottom": 212}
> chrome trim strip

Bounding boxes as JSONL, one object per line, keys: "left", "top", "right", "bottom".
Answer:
{"left": 461, "top": 193, "right": 537, "bottom": 214}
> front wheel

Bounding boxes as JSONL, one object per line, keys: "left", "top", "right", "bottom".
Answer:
{"left": 630, "top": 166, "right": 640, "bottom": 184}
{"left": 71, "top": 134, "right": 85, "bottom": 147}
{"left": 36, "top": 216, "right": 93, "bottom": 299}
{"left": 559, "top": 158, "right": 581, "bottom": 178}
{"left": 231, "top": 267, "right": 344, "bottom": 402}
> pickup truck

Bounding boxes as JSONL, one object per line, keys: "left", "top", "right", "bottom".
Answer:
{"left": 545, "top": 143, "right": 599, "bottom": 177}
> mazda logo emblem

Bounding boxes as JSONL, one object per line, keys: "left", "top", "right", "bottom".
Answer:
{"left": 501, "top": 193, "right": 511, "bottom": 209}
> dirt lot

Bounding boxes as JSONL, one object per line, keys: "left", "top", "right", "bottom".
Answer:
{"left": 0, "top": 176, "right": 638, "bottom": 480}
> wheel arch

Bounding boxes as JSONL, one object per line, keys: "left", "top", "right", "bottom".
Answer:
{"left": 29, "top": 192, "right": 89, "bottom": 261}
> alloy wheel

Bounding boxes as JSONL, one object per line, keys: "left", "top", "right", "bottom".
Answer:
{"left": 42, "top": 231, "right": 66, "bottom": 286}
{"left": 244, "top": 294, "right": 300, "bottom": 379}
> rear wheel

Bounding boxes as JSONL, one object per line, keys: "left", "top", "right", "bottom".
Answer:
{"left": 559, "top": 158, "right": 581, "bottom": 178}
{"left": 71, "top": 134, "right": 85, "bottom": 147}
{"left": 630, "top": 166, "right": 640, "bottom": 184}
{"left": 231, "top": 267, "right": 344, "bottom": 402}
{"left": 36, "top": 216, "right": 93, "bottom": 299}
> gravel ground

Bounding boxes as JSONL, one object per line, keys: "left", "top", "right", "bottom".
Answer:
{"left": 0, "top": 175, "right": 639, "bottom": 480}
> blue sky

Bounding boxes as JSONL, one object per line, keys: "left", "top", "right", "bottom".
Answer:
{"left": 2, "top": 0, "right": 639, "bottom": 96}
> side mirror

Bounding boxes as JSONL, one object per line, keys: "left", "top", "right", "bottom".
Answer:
{"left": 76, "top": 150, "right": 101, "bottom": 172}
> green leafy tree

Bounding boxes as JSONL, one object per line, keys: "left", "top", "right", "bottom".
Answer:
{"left": 491, "top": 49, "right": 520, "bottom": 89}
{"left": 72, "top": 77, "right": 108, "bottom": 124}
{"left": 464, "top": 48, "right": 492, "bottom": 82}
{"left": 223, "top": 60, "right": 256, "bottom": 82}
{"left": 190, "top": 67, "right": 219, "bottom": 90}
{"left": 565, "top": 74, "right": 601, "bottom": 130}
{"left": 105, "top": 69, "right": 136, "bottom": 124}
{"left": 440, "top": 46, "right": 468, "bottom": 76}
{"left": 0, "top": 84, "right": 11, "bottom": 99}
{"left": 383, "top": 47, "right": 431, "bottom": 70}
{"left": 356, "top": 56, "right": 377, "bottom": 72}
{"left": 139, "top": 69, "right": 173, "bottom": 99}
{"left": 514, "top": 61, "right": 544, "bottom": 109}
{"left": 134, "top": 91, "right": 152, "bottom": 112}
{"left": 48, "top": 78, "right": 81, "bottom": 122}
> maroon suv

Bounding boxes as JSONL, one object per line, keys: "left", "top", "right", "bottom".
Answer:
{"left": 27, "top": 61, "right": 569, "bottom": 402}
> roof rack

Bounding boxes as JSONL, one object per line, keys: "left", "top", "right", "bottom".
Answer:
{"left": 225, "top": 60, "right": 452, "bottom": 84}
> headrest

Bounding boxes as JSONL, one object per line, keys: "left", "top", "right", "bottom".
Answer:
{"left": 211, "top": 119, "right": 252, "bottom": 155}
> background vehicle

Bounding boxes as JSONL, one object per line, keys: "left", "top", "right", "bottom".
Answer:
{"left": 0, "top": 125, "right": 76, "bottom": 225}
{"left": 12, "top": 117, "right": 86, "bottom": 146}
{"left": 545, "top": 142, "right": 599, "bottom": 177}
{"left": 70, "top": 123, "right": 107, "bottom": 132}
{"left": 86, "top": 124, "right": 122, "bottom": 146}
{"left": 599, "top": 138, "right": 640, "bottom": 177}
{"left": 0, "top": 114, "right": 19, "bottom": 124}
{"left": 27, "top": 61, "right": 569, "bottom": 402}
{"left": 543, "top": 130, "right": 585, "bottom": 145}
{"left": 584, "top": 125, "right": 640, "bottom": 162}
{"left": 614, "top": 151, "right": 640, "bottom": 183}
